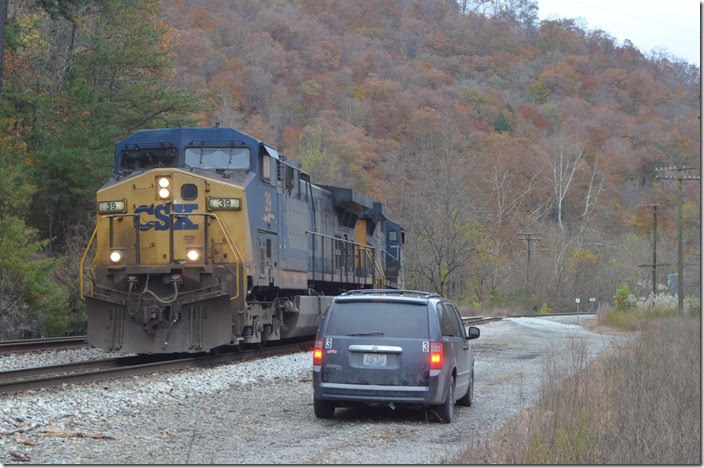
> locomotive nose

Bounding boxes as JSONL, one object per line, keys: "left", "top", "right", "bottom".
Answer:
{"left": 86, "top": 168, "right": 249, "bottom": 353}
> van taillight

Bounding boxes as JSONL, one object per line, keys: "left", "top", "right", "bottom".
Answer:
{"left": 313, "top": 338, "right": 323, "bottom": 365}
{"left": 430, "top": 342, "right": 443, "bottom": 370}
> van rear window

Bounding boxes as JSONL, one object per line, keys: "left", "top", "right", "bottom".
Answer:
{"left": 326, "top": 302, "right": 428, "bottom": 338}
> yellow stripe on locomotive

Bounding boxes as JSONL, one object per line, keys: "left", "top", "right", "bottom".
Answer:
{"left": 94, "top": 170, "right": 251, "bottom": 268}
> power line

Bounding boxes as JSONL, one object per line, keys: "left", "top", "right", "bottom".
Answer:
{"left": 654, "top": 165, "right": 700, "bottom": 316}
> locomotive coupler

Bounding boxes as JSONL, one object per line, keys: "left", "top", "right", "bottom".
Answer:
{"left": 141, "top": 303, "right": 158, "bottom": 334}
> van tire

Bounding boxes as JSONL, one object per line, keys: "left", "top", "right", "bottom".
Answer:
{"left": 457, "top": 370, "right": 473, "bottom": 407}
{"left": 436, "top": 379, "right": 454, "bottom": 423}
{"left": 314, "top": 399, "right": 335, "bottom": 418}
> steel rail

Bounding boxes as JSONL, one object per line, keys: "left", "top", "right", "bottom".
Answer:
{"left": 0, "top": 336, "right": 87, "bottom": 353}
{"left": 462, "top": 311, "right": 596, "bottom": 325}
{"left": 0, "top": 340, "right": 313, "bottom": 395}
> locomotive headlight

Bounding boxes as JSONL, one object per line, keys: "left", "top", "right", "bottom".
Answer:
{"left": 158, "top": 177, "right": 170, "bottom": 188}
{"left": 158, "top": 188, "right": 170, "bottom": 199}
{"left": 186, "top": 249, "right": 200, "bottom": 262}
{"left": 109, "top": 251, "right": 122, "bottom": 263}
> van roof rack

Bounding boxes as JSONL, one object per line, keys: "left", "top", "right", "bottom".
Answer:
{"left": 340, "top": 289, "right": 441, "bottom": 299}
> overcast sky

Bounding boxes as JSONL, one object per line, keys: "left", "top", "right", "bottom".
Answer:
{"left": 536, "top": 0, "right": 700, "bottom": 66}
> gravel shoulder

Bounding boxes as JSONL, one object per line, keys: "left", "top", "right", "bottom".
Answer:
{"left": 0, "top": 315, "right": 625, "bottom": 464}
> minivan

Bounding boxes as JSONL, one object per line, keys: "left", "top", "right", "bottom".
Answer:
{"left": 312, "top": 289, "right": 480, "bottom": 423}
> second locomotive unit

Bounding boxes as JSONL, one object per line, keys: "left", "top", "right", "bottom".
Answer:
{"left": 80, "top": 127, "right": 404, "bottom": 353}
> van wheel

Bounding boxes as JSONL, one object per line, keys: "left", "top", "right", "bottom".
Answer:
{"left": 436, "top": 379, "right": 454, "bottom": 423}
{"left": 457, "top": 370, "right": 473, "bottom": 407}
{"left": 314, "top": 399, "right": 335, "bottom": 418}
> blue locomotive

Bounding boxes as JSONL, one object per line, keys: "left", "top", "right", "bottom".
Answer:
{"left": 80, "top": 127, "right": 404, "bottom": 353}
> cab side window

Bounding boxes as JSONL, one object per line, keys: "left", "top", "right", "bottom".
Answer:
{"left": 262, "top": 154, "right": 271, "bottom": 182}
{"left": 439, "top": 303, "right": 462, "bottom": 337}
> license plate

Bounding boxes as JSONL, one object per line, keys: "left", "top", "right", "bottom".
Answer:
{"left": 362, "top": 353, "right": 387, "bottom": 367}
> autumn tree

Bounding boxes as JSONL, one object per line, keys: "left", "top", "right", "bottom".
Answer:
{"left": 0, "top": 0, "right": 203, "bottom": 335}
{"left": 394, "top": 110, "right": 479, "bottom": 299}
{"left": 26, "top": 0, "right": 201, "bottom": 248}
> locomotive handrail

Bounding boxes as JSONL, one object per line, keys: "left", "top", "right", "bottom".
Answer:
{"left": 162, "top": 211, "right": 244, "bottom": 301}
{"left": 79, "top": 222, "right": 100, "bottom": 301}
{"left": 306, "top": 231, "right": 376, "bottom": 285}
{"left": 304, "top": 231, "right": 374, "bottom": 249}
{"left": 209, "top": 213, "right": 245, "bottom": 301}
{"left": 380, "top": 247, "right": 400, "bottom": 262}
{"left": 81, "top": 214, "right": 143, "bottom": 300}
{"left": 79, "top": 212, "right": 245, "bottom": 302}
{"left": 364, "top": 248, "right": 386, "bottom": 289}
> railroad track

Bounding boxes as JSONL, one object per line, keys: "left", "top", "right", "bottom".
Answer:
{"left": 0, "top": 313, "right": 594, "bottom": 394}
{"left": 0, "top": 336, "right": 87, "bottom": 353}
{"left": 0, "top": 339, "right": 313, "bottom": 395}
{"left": 462, "top": 311, "right": 596, "bottom": 325}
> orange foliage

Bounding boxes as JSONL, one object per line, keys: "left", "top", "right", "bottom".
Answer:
{"left": 154, "top": 0, "right": 698, "bottom": 243}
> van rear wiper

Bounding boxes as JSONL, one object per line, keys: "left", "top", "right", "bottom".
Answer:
{"left": 346, "top": 331, "right": 384, "bottom": 336}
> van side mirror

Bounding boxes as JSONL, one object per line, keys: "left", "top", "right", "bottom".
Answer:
{"left": 467, "top": 326, "right": 480, "bottom": 340}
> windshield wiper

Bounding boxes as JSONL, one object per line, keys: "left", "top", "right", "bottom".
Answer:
{"left": 346, "top": 331, "right": 384, "bottom": 336}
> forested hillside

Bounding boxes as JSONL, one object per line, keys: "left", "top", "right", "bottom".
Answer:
{"left": 162, "top": 0, "right": 700, "bottom": 308}
{"left": 0, "top": 0, "right": 699, "bottom": 336}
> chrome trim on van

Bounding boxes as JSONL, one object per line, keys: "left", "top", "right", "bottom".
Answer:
{"left": 348, "top": 345, "right": 403, "bottom": 353}
{"left": 320, "top": 382, "right": 428, "bottom": 391}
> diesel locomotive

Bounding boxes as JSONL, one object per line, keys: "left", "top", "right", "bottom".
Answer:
{"left": 80, "top": 127, "right": 404, "bottom": 354}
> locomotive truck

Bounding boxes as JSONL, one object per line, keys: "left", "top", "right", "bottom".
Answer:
{"left": 80, "top": 127, "right": 404, "bottom": 354}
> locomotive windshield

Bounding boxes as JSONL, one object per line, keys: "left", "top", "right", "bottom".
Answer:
{"left": 185, "top": 147, "right": 250, "bottom": 170}
{"left": 119, "top": 147, "right": 176, "bottom": 171}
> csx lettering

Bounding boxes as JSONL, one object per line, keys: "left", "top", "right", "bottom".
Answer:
{"left": 134, "top": 204, "right": 199, "bottom": 231}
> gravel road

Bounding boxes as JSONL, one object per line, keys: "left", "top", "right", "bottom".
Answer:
{"left": 0, "top": 315, "right": 624, "bottom": 464}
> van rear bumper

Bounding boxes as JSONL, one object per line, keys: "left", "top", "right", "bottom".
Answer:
{"left": 315, "top": 379, "right": 442, "bottom": 405}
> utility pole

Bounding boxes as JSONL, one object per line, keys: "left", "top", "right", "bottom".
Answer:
{"left": 518, "top": 232, "right": 541, "bottom": 285}
{"left": 638, "top": 204, "right": 669, "bottom": 297}
{"left": 655, "top": 165, "right": 700, "bottom": 316}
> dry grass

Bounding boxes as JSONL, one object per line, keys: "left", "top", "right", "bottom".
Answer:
{"left": 454, "top": 316, "right": 701, "bottom": 464}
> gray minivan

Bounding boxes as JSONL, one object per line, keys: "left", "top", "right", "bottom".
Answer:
{"left": 312, "top": 289, "right": 479, "bottom": 423}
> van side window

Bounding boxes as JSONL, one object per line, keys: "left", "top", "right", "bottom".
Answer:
{"left": 448, "top": 304, "right": 466, "bottom": 338}
{"left": 439, "top": 303, "right": 461, "bottom": 337}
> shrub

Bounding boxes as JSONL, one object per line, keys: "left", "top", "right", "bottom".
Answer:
{"left": 603, "top": 308, "right": 640, "bottom": 331}
{"left": 538, "top": 303, "right": 553, "bottom": 315}
{"left": 0, "top": 216, "right": 68, "bottom": 337}
{"left": 613, "top": 282, "right": 634, "bottom": 311}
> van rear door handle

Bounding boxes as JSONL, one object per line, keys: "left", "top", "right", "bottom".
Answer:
{"left": 462, "top": 346, "right": 469, "bottom": 350}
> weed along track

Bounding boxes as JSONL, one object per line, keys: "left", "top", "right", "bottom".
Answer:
{"left": 460, "top": 316, "right": 700, "bottom": 464}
